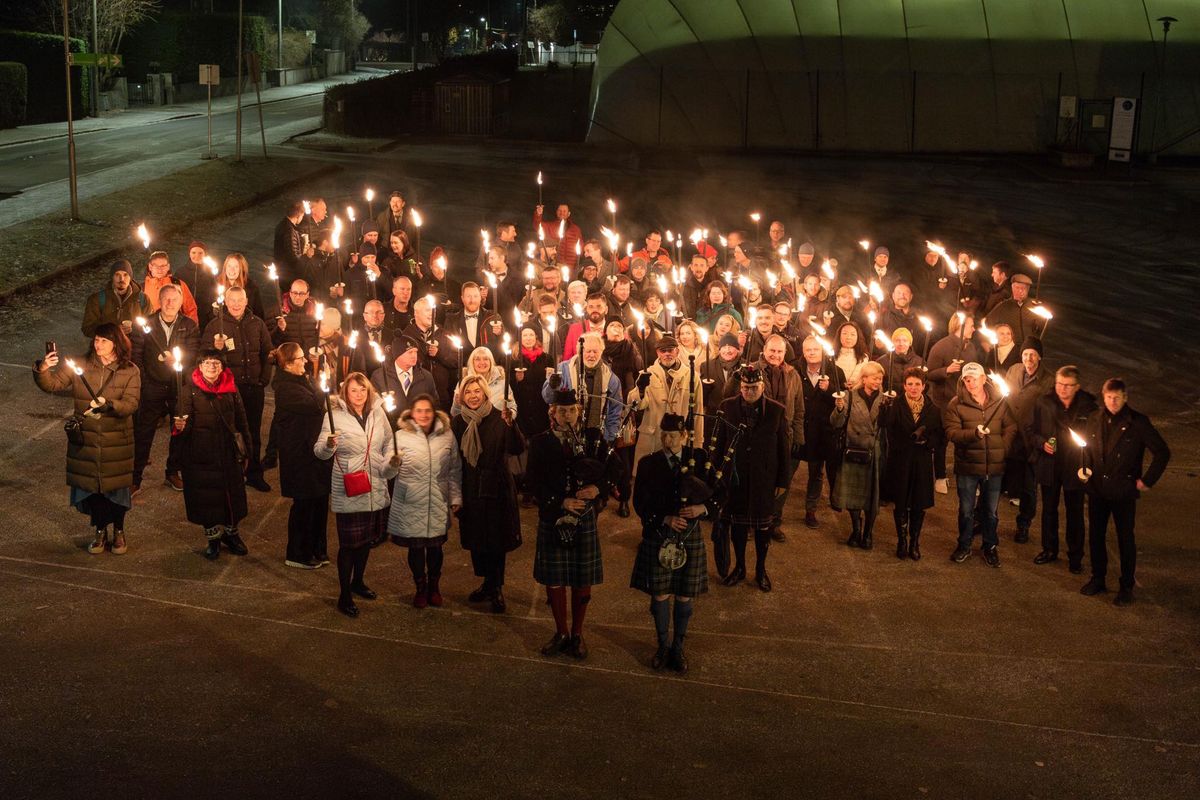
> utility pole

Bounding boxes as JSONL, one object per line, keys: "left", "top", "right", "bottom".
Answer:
{"left": 236, "top": 0, "right": 244, "bottom": 162}
{"left": 63, "top": 0, "right": 80, "bottom": 220}
{"left": 1146, "top": 16, "right": 1178, "bottom": 164}
{"left": 278, "top": 0, "right": 284, "bottom": 75}
{"left": 91, "top": 0, "right": 99, "bottom": 116}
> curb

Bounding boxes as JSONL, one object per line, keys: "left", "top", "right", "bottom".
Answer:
{"left": 0, "top": 161, "right": 343, "bottom": 305}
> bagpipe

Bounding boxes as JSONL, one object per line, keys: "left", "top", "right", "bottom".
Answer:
{"left": 553, "top": 422, "right": 609, "bottom": 548}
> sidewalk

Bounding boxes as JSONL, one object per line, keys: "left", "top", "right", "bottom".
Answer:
{"left": 0, "top": 70, "right": 380, "bottom": 149}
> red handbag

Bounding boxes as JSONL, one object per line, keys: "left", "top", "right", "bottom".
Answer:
{"left": 342, "top": 470, "right": 371, "bottom": 497}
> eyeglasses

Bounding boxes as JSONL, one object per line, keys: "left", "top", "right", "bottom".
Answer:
{"left": 290, "top": 290, "right": 309, "bottom": 296}
{"left": 1055, "top": 381, "right": 1079, "bottom": 389}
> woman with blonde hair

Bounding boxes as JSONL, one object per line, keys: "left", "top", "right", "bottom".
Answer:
{"left": 314, "top": 371, "right": 399, "bottom": 618}
{"left": 216, "top": 252, "right": 266, "bottom": 320}
{"left": 708, "top": 313, "right": 741, "bottom": 359}
{"left": 675, "top": 320, "right": 704, "bottom": 364}
{"left": 831, "top": 361, "right": 892, "bottom": 549}
{"left": 452, "top": 345, "right": 516, "bottom": 416}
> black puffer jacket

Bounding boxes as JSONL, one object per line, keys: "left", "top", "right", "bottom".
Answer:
{"left": 176, "top": 369, "right": 251, "bottom": 527}
{"left": 273, "top": 370, "right": 332, "bottom": 500}
{"left": 202, "top": 309, "right": 273, "bottom": 386}
{"left": 130, "top": 312, "right": 200, "bottom": 387}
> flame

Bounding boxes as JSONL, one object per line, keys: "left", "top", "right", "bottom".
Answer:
{"left": 851, "top": 286, "right": 861, "bottom": 300}
{"left": 766, "top": 270, "right": 778, "bottom": 289}
{"left": 537, "top": 225, "right": 545, "bottom": 242}
{"left": 348, "top": 330, "right": 359, "bottom": 349}
{"left": 513, "top": 308, "right": 523, "bottom": 330}
{"left": 821, "top": 260, "right": 836, "bottom": 281}
{"left": 536, "top": 171, "right": 543, "bottom": 186}
{"left": 1026, "top": 254, "right": 1045, "bottom": 270}
{"left": 383, "top": 391, "right": 396, "bottom": 413}
{"left": 666, "top": 300, "right": 677, "bottom": 315}
{"left": 656, "top": 275, "right": 668, "bottom": 295}
{"left": 795, "top": 295, "right": 807, "bottom": 313}
{"left": 501, "top": 332, "right": 512, "bottom": 355}
{"left": 987, "top": 372, "right": 1011, "bottom": 398}
{"left": 346, "top": 206, "right": 355, "bottom": 222}
{"left": 1069, "top": 427, "right": 1087, "bottom": 448}
{"left": 748, "top": 306, "right": 758, "bottom": 329}
{"left": 217, "top": 284, "right": 225, "bottom": 304}
{"left": 202, "top": 255, "right": 219, "bottom": 276}
{"left": 560, "top": 266, "right": 570, "bottom": 284}
{"left": 867, "top": 309, "right": 876, "bottom": 326}
{"left": 698, "top": 328, "right": 709, "bottom": 345}
{"left": 135, "top": 316, "right": 149, "bottom": 333}
{"left": 749, "top": 212, "right": 761, "bottom": 223}
{"left": 859, "top": 239, "right": 871, "bottom": 251}
{"left": 869, "top": 280, "right": 884, "bottom": 303}
{"left": 65, "top": 358, "right": 82, "bottom": 375}
{"left": 485, "top": 271, "right": 498, "bottom": 289}
{"left": 449, "top": 335, "right": 462, "bottom": 350}
{"left": 690, "top": 228, "right": 702, "bottom": 245}
{"left": 367, "top": 269, "right": 377, "bottom": 283}
{"left": 135, "top": 223, "right": 150, "bottom": 249}
{"left": 331, "top": 215, "right": 343, "bottom": 249}
{"left": 267, "top": 263, "right": 278, "bottom": 282}
{"left": 810, "top": 320, "right": 826, "bottom": 335}
{"left": 575, "top": 241, "right": 581, "bottom": 255}
{"left": 557, "top": 219, "right": 565, "bottom": 239}
{"left": 315, "top": 302, "right": 324, "bottom": 321}
{"left": 875, "top": 329, "right": 894, "bottom": 352}
{"left": 370, "top": 340, "right": 385, "bottom": 362}
{"left": 525, "top": 262, "right": 536, "bottom": 281}
{"left": 411, "top": 209, "right": 422, "bottom": 228}
{"left": 918, "top": 314, "right": 933, "bottom": 332}
{"left": 665, "top": 230, "right": 674, "bottom": 243}
{"left": 547, "top": 316, "right": 556, "bottom": 333}
{"left": 978, "top": 322, "right": 998, "bottom": 345}
{"left": 171, "top": 346, "right": 182, "bottom": 372}
{"left": 364, "top": 188, "right": 375, "bottom": 202}
{"left": 722, "top": 270, "right": 733, "bottom": 285}
{"left": 423, "top": 294, "right": 436, "bottom": 312}
{"left": 816, "top": 336, "right": 835, "bottom": 357}
{"left": 1031, "top": 305, "right": 1053, "bottom": 320}
{"left": 606, "top": 198, "right": 616, "bottom": 214}
{"left": 302, "top": 200, "right": 311, "bottom": 216}
{"left": 480, "top": 229, "right": 490, "bottom": 246}
{"left": 319, "top": 372, "right": 329, "bottom": 393}
{"left": 782, "top": 262, "right": 795, "bottom": 279}
{"left": 632, "top": 308, "right": 645, "bottom": 330}
{"left": 718, "top": 235, "right": 728, "bottom": 248}
{"left": 625, "top": 242, "right": 633, "bottom": 257}
{"left": 572, "top": 303, "right": 584, "bottom": 318}
{"left": 435, "top": 254, "right": 447, "bottom": 271}
{"left": 778, "top": 244, "right": 788, "bottom": 257}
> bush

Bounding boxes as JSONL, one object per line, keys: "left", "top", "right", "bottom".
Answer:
{"left": 0, "top": 62, "right": 28, "bottom": 128}
{"left": 0, "top": 29, "right": 88, "bottom": 124}
{"left": 121, "top": 11, "right": 268, "bottom": 83}
{"left": 264, "top": 28, "right": 312, "bottom": 71}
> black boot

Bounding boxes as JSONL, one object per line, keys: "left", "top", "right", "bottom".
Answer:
{"left": 861, "top": 510, "right": 875, "bottom": 550}
{"left": 908, "top": 510, "right": 924, "bottom": 561}
{"left": 617, "top": 500, "right": 630, "bottom": 518}
{"left": 846, "top": 511, "right": 862, "bottom": 548}
{"left": 894, "top": 510, "right": 909, "bottom": 560}
{"left": 203, "top": 527, "right": 221, "bottom": 560}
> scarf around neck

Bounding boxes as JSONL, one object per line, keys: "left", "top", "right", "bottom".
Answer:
{"left": 458, "top": 399, "right": 494, "bottom": 467}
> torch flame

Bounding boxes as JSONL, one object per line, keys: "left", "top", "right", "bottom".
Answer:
{"left": 365, "top": 188, "right": 375, "bottom": 202}
{"left": 988, "top": 372, "right": 1011, "bottom": 398}
{"left": 501, "top": 332, "right": 511, "bottom": 356}
{"left": 821, "top": 260, "right": 836, "bottom": 281}
{"left": 346, "top": 206, "right": 355, "bottom": 222}
{"left": 302, "top": 200, "right": 311, "bottom": 216}
{"left": 383, "top": 392, "right": 396, "bottom": 413}
{"left": 171, "top": 346, "right": 182, "bottom": 372}
{"left": 485, "top": 271, "right": 498, "bottom": 289}
{"left": 656, "top": 275, "right": 668, "bottom": 295}
{"left": 1026, "top": 254, "right": 1045, "bottom": 270}
{"left": 572, "top": 303, "right": 584, "bottom": 318}
{"left": 869, "top": 280, "right": 884, "bottom": 303}
{"left": 65, "top": 358, "right": 82, "bottom": 376}
{"left": 315, "top": 302, "right": 324, "bottom": 321}
{"left": 1069, "top": 428, "right": 1087, "bottom": 448}
{"left": 1031, "top": 305, "right": 1053, "bottom": 320}
{"left": 557, "top": 219, "right": 565, "bottom": 239}
{"left": 136, "top": 223, "right": 150, "bottom": 249}
{"left": 606, "top": 198, "right": 616, "bottom": 214}
{"left": 978, "top": 322, "right": 998, "bottom": 345}
{"left": 435, "top": 254, "right": 447, "bottom": 271}
{"left": 370, "top": 341, "right": 385, "bottom": 363}
{"left": 411, "top": 209, "right": 422, "bottom": 228}
{"left": 918, "top": 314, "right": 933, "bottom": 332}
{"left": 449, "top": 335, "right": 462, "bottom": 350}
{"left": 344, "top": 299, "right": 353, "bottom": 315}
{"left": 749, "top": 212, "right": 761, "bottom": 223}
{"left": 536, "top": 171, "right": 543, "bottom": 186}
{"left": 875, "top": 330, "right": 894, "bottom": 352}
{"left": 203, "top": 255, "right": 219, "bottom": 276}
{"left": 526, "top": 262, "right": 536, "bottom": 281}
{"left": 859, "top": 239, "right": 871, "bottom": 251}
{"left": 267, "top": 263, "right": 278, "bottom": 282}
{"left": 810, "top": 320, "right": 827, "bottom": 336}
{"left": 766, "top": 270, "right": 778, "bottom": 289}
{"left": 348, "top": 330, "right": 359, "bottom": 349}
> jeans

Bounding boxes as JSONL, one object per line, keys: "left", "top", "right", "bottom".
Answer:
{"left": 956, "top": 474, "right": 1002, "bottom": 549}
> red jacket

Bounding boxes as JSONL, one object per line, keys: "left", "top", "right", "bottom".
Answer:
{"left": 533, "top": 210, "right": 582, "bottom": 267}
{"left": 619, "top": 247, "right": 673, "bottom": 273}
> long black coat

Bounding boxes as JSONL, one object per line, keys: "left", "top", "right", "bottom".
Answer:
{"left": 881, "top": 396, "right": 944, "bottom": 510}
{"left": 714, "top": 395, "right": 790, "bottom": 524}
{"left": 176, "top": 370, "right": 252, "bottom": 527}
{"left": 700, "top": 358, "right": 740, "bottom": 417}
{"left": 801, "top": 364, "right": 846, "bottom": 460}
{"left": 451, "top": 410, "right": 525, "bottom": 553}
{"left": 1027, "top": 390, "right": 1098, "bottom": 488}
{"left": 1081, "top": 405, "right": 1170, "bottom": 503}
{"left": 273, "top": 371, "right": 332, "bottom": 500}
{"left": 512, "top": 350, "right": 554, "bottom": 438}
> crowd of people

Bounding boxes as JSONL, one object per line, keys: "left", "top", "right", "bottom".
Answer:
{"left": 35, "top": 189, "right": 1172, "bottom": 672}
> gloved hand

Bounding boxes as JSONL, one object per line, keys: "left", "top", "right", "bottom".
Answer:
{"left": 549, "top": 372, "right": 563, "bottom": 390}
{"left": 635, "top": 371, "right": 651, "bottom": 391}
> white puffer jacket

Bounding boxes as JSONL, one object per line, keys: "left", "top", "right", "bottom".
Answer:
{"left": 313, "top": 397, "right": 398, "bottom": 514}
{"left": 386, "top": 409, "right": 463, "bottom": 539}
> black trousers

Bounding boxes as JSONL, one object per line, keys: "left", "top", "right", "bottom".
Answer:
{"left": 772, "top": 454, "right": 802, "bottom": 524}
{"left": 133, "top": 380, "right": 183, "bottom": 482}
{"left": 1040, "top": 480, "right": 1085, "bottom": 565}
{"left": 238, "top": 382, "right": 265, "bottom": 477}
{"left": 804, "top": 454, "right": 839, "bottom": 512}
{"left": 1088, "top": 496, "right": 1138, "bottom": 590}
{"left": 1012, "top": 459, "right": 1038, "bottom": 530}
{"left": 470, "top": 550, "right": 507, "bottom": 587}
{"left": 287, "top": 495, "right": 329, "bottom": 562}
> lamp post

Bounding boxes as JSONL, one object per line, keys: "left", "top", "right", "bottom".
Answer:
{"left": 1147, "top": 16, "right": 1178, "bottom": 164}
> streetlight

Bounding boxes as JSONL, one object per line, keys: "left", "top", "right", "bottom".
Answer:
{"left": 1147, "top": 16, "right": 1178, "bottom": 164}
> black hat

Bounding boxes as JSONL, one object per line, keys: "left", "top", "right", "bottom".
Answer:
{"left": 362, "top": 221, "right": 380, "bottom": 234}
{"left": 199, "top": 348, "right": 226, "bottom": 365}
{"left": 739, "top": 364, "right": 764, "bottom": 384}
{"left": 660, "top": 413, "right": 687, "bottom": 432}
{"left": 552, "top": 388, "right": 578, "bottom": 406}
{"left": 1020, "top": 336, "right": 1043, "bottom": 357}
{"left": 655, "top": 334, "right": 679, "bottom": 350}
{"left": 359, "top": 242, "right": 377, "bottom": 257}
{"left": 718, "top": 333, "right": 740, "bottom": 349}
{"left": 109, "top": 258, "right": 132, "bottom": 277}
{"left": 391, "top": 335, "right": 420, "bottom": 354}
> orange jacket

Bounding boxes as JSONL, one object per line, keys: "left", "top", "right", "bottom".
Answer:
{"left": 143, "top": 274, "right": 200, "bottom": 324}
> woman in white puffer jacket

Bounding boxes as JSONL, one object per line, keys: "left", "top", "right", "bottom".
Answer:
{"left": 387, "top": 393, "right": 463, "bottom": 609}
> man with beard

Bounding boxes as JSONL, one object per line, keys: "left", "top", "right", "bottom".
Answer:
{"left": 827, "top": 284, "right": 871, "bottom": 344}
{"left": 680, "top": 253, "right": 713, "bottom": 320}
{"left": 347, "top": 299, "right": 392, "bottom": 375}
{"left": 741, "top": 302, "right": 794, "bottom": 365}
{"left": 581, "top": 239, "right": 618, "bottom": 287}
{"left": 758, "top": 335, "right": 805, "bottom": 543}
{"left": 799, "top": 336, "right": 845, "bottom": 529}
{"left": 1004, "top": 336, "right": 1054, "bottom": 542}
{"left": 628, "top": 335, "right": 704, "bottom": 479}
{"left": 561, "top": 293, "right": 611, "bottom": 361}
{"left": 520, "top": 264, "right": 566, "bottom": 316}
{"left": 82, "top": 259, "right": 152, "bottom": 338}
{"left": 375, "top": 191, "right": 410, "bottom": 242}
{"left": 542, "top": 333, "right": 623, "bottom": 446}
{"left": 881, "top": 282, "right": 923, "bottom": 352}
{"left": 144, "top": 250, "right": 200, "bottom": 324}
{"left": 607, "top": 275, "right": 637, "bottom": 327}
{"left": 619, "top": 230, "right": 673, "bottom": 272}
{"left": 445, "top": 282, "right": 487, "bottom": 354}
{"left": 926, "top": 313, "right": 981, "bottom": 494}
{"left": 714, "top": 365, "right": 790, "bottom": 592}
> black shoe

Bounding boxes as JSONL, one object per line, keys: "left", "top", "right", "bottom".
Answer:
{"left": 246, "top": 475, "right": 272, "bottom": 492}
{"left": 1068, "top": 562, "right": 1083, "bottom": 575}
{"left": 860, "top": 531, "right": 873, "bottom": 550}
{"left": 221, "top": 531, "right": 248, "bottom": 556}
{"left": 846, "top": 531, "right": 861, "bottom": 548}
{"left": 350, "top": 582, "right": 377, "bottom": 601}
{"left": 1114, "top": 588, "right": 1134, "bottom": 606}
{"left": 540, "top": 633, "right": 569, "bottom": 657}
{"left": 1014, "top": 527, "right": 1030, "bottom": 544}
{"left": 261, "top": 454, "right": 278, "bottom": 470}
{"left": 337, "top": 598, "right": 359, "bottom": 618}
{"left": 203, "top": 540, "right": 220, "bottom": 560}
{"left": 805, "top": 511, "right": 819, "bottom": 529}
{"left": 468, "top": 583, "right": 493, "bottom": 603}
{"left": 896, "top": 535, "right": 908, "bottom": 560}
{"left": 721, "top": 566, "right": 745, "bottom": 587}
{"left": 950, "top": 546, "right": 971, "bottom": 564}
{"left": 1033, "top": 551, "right": 1058, "bottom": 565}
{"left": 568, "top": 634, "right": 588, "bottom": 660}
{"left": 651, "top": 646, "right": 669, "bottom": 671}
{"left": 490, "top": 589, "right": 507, "bottom": 613}
{"left": 982, "top": 546, "right": 1000, "bottom": 568}
{"left": 1080, "top": 578, "right": 1107, "bottom": 596}
{"left": 770, "top": 526, "right": 786, "bottom": 543}
{"left": 908, "top": 539, "right": 922, "bottom": 561}
{"left": 669, "top": 647, "right": 689, "bottom": 674}
{"left": 616, "top": 500, "right": 630, "bottom": 518}
{"left": 755, "top": 571, "right": 772, "bottom": 592}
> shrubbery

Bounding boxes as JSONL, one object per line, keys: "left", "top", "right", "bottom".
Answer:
{"left": 0, "top": 61, "right": 29, "bottom": 128}
{"left": 0, "top": 29, "right": 87, "bottom": 124}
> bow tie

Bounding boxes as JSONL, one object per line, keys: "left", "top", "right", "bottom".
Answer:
{"left": 466, "top": 314, "right": 478, "bottom": 319}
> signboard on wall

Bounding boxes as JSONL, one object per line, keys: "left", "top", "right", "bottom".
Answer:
{"left": 1108, "top": 97, "right": 1137, "bottom": 162}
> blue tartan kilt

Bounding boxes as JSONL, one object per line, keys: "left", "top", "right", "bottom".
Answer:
{"left": 534, "top": 511, "right": 604, "bottom": 587}
{"left": 629, "top": 521, "right": 708, "bottom": 597}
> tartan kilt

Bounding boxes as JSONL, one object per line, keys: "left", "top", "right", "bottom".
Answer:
{"left": 534, "top": 511, "right": 604, "bottom": 587}
{"left": 629, "top": 522, "right": 708, "bottom": 597}
{"left": 336, "top": 508, "right": 388, "bottom": 548}
{"left": 831, "top": 446, "right": 881, "bottom": 512}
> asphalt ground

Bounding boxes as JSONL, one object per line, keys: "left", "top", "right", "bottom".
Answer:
{"left": 0, "top": 144, "right": 1197, "bottom": 799}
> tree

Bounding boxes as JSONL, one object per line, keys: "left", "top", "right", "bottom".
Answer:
{"left": 318, "top": 0, "right": 369, "bottom": 51}
{"left": 29, "top": 0, "right": 161, "bottom": 88}
{"left": 527, "top": 1, "right": 566, "bottom": 45}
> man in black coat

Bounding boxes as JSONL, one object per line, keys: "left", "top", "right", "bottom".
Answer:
{"left": 444, "top": 282, "right": 488, "bottom": 355}
{"left": 714, "top": 365, "right": 790, "bottom": 592}
{"left": 403, "top": 296, "right": 459, "bottom": 411}
{"left": 1079, "top": 379, "right": 1170, "bottom": 606}
{"left": 1025, "top": 366, "right": 1098, "bottom": 572}
{"left": 370, "top": 335, "right": 438, "bottom": 424}
{"left": 202, "top": 286, "right": 274, "bottom": 492}
{"left": 701, "top": 334, "right": 742, "bottom": 416}
{"left": 129, "top": 283, "right": 200, "bottom": 493}
{"left": 798, "top": 335, "right": 846, "bottom": 529}
{"left": 271, "top": 279, "right": 322, "bottom": 362}
{"left": 272, "top": 201, "right": 308, "bottom": 289}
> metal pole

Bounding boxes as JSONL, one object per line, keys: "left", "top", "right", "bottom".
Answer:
{"left": 91, "top": 0, "right": 99, "bottom": 116}
{"left": 63, "top": 0, "right": 79, "bottom": 220}
{"left": 277, "top": 0, "right": 283, "bottom": 74}
{"left": 1146, "top": 17, "right": 1175, "bottom": 164}
{"left": 236, "top": 0, "right": 244, "bottom": 162}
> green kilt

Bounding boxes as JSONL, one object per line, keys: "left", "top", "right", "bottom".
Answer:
{"left": 831, "top": 443, "right": 881, "bottom": 512}
{"left": 534, "top": 510, "right": 604, "bottom": 587}
{"left": 629, "top": 521, "right": 708, "bottom": 597}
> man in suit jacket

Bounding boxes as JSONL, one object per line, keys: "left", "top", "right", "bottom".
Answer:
{"left": 798, "top": 335, "right": 846, "bottom": 529}
{"left": 1079, "top": 378, "right": 1170, "bottom": 606}
{"left": 370, "top": 335, "right": 438, "bottom": 424}
{"left": 443, "top": 282, "right": 488, "bottom": 354}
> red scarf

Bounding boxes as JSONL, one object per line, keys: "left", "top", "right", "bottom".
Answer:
{"left": 521, "top": 345, "right": 544, "bottom": 363}
{"left": 191, "top": 368, "right": 237, "bottom": 394}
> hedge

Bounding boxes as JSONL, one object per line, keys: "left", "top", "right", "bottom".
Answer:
{"left": 0, "top": 29, "right": 88, "bottom": 124}
{"left": 0, "top": 62, "right": 28, "bottom": 128}
{"left": 121, "top": 10, "right": 268, "bottom": 84}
